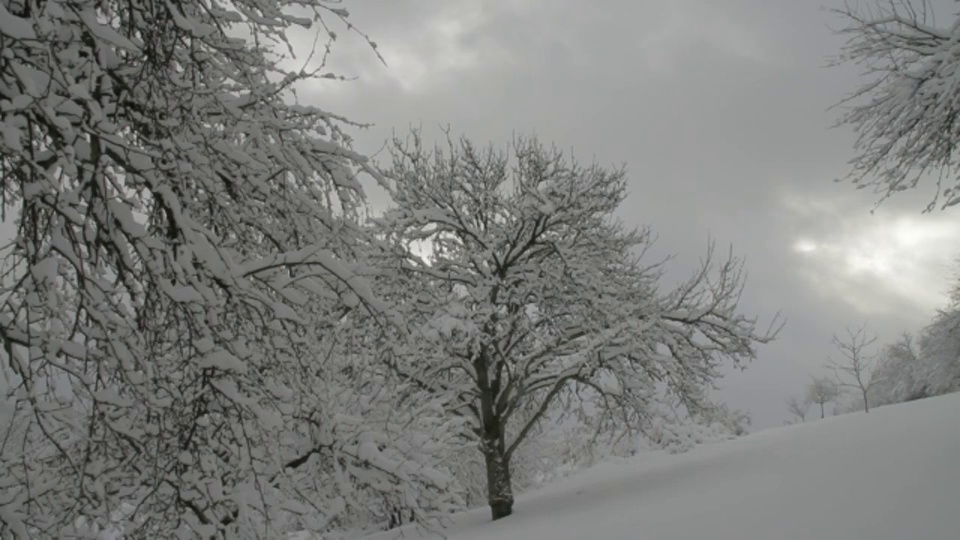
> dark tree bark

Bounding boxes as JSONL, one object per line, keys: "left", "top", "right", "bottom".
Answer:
{"left": 483, "top": 438, "right": 514, "bottom": 520}
{"left": 477, "top": 348, "right": 515, "bottom": 520}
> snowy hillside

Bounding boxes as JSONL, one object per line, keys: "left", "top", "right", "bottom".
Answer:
{"left": 367, "top": 393, "right": 960, "bottom": 540}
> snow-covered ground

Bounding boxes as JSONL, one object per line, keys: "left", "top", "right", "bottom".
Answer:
{"left": 367, "top": 392, "right": 960, "bottom": 540}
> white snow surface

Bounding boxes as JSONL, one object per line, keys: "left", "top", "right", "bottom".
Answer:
{"left": 367, "top": 393, "right": 960, "bottom": 540}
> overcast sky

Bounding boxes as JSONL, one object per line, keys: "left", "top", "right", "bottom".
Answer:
{"left": 304, "top": 0, "right": 960, "bottom": 429}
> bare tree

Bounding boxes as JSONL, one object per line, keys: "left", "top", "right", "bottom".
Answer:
{"left": 378, "top": 133, "right": 781, "bottom": 520}
{"left": 806, "top": 377, "right": 841, "bottom": 419}
{"left": 828, "top": 325, "right": 879, "bottom": 413}
{"left": 832, "top": 0, "right": 960, "bottom": 210}
{"left": 786, "top": 396, "right": 811, "bottom": 423}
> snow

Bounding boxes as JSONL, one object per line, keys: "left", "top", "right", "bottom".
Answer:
{"left": 197, "top": 350, "right": 247, "bottom": 374}
{"left": 77, "top": 10, "right": 141, "bottom": 51}
{"left": 366, "top": 393, "right": 960, "bottom": 540}
{"left": 0, "top": 4, "right": 37, "bottom": 40}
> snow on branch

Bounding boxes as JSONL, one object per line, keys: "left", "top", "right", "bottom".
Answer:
{"left": 832, "top": 0, "right": 960, "bottom": 209}
{"left": 0, "top": 1, "right": 455, "bottom": 538}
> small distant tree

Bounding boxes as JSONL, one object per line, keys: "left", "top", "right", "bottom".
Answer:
{"left": 806, "top": 377, "right": 841, "bottom": 419}
{"left": 786, "top": 396, "right": 810, "bottom": 423}
{"left": 828, "top": 325, "right": 879, "bottom": 413}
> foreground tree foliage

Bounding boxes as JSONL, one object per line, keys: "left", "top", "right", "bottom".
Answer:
{"left": 834, "top": 0, "right": 960, "bottom": 209}
{"left": 377, "top": 134, "right": 779, "bottom": 520}
{"left": 0, "top": 1, "right": 460, "bottom": 538}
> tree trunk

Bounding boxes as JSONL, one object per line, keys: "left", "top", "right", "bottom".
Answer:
{"left": 484, "top": 444, "right": 514, "bottom": 520}
{"left": 475, "top": 349, "right": 514, "bottom": 520}
{"left": 819, "top": 402, "right": 825, "bottom": 419}
{"left": 862, "top": 389, "right": 870, "bottom": 413}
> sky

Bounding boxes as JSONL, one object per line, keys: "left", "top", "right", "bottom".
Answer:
{"left": 297, "top": 0, "right": 960, "bottom": 429}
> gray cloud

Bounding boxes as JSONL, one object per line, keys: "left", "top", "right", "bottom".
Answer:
{"left": 307, "top": 0, "right": 960, "bottom": 428}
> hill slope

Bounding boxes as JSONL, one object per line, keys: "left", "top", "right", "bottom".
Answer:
{"left": 367, "top": 392, "right": 960, "bottom": 540}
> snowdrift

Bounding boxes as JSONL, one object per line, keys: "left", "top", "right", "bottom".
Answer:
{"left": 367, "top": 392, "right": 960, "bottom": 540}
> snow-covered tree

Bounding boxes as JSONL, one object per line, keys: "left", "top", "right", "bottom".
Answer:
{"left": 376, "top": 133, "right": 779, "bottom": 520}
{"left": 786, "top": 395, "right": 810, "bottom": 423}
{"left": 643, "top": 401, "right": 752, "bottom": 454}
{"left": 276, "top": 309, "right": 465, "bottom": 536}
{"left": 869, "top": 333, "right": 928, "bottom": 406}
{"left": 828, "top": 325, "right": 879, "bottom": 413}
{"left": 833, "top": 0, "right": 960, "bottom": 209}
{"left": 805, "top": 377, "right": 840, "bottom": 419}
{"left": 860, "top": 292, "right": 960, "bottom": 411}
{"left": 917, "top": 304, "right": 960, "bottom": 396}
{"left": 695, "top": 402, "right": 751, "bottom": 437}
{"left": 0, "top": 2, "right": 460, "bottom": 538}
